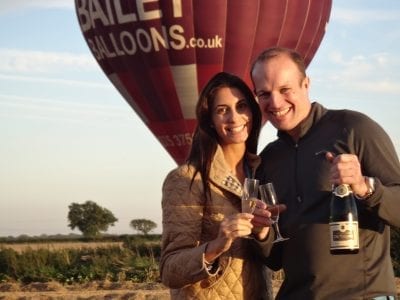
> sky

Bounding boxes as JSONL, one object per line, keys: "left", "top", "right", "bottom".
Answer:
{"left": 1, "top": 1, "right": 399, "bottom": 237}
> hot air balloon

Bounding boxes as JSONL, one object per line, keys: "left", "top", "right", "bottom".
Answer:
{"left": 75, "top": 0, "right": 332, "bottom": 165}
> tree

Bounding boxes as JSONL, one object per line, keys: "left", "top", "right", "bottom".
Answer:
{"left": 130, "top": 219, "right": 157, "bottom": 235}
{"left": 68, "top": 200, "right": 118, "bottom": 238}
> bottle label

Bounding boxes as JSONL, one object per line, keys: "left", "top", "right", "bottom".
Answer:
{"left": 332, "top": 184, "right": 352, "bottom": 198}
{"left": 329, "top": 221, "right": 359, "bottom": 250}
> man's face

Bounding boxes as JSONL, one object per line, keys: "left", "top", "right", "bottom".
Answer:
{"left": 252, "top": 54, "right": 311, "bottom": 140}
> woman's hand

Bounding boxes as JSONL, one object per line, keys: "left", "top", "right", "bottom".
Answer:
{"left": 205, "top": 213, "right": 253, "bottom": 263}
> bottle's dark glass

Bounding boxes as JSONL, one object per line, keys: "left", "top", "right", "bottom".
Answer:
{"left": 329, "top": 184, "right": 359, "bottom": 254}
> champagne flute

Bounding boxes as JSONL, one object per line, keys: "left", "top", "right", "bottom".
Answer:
{"left": 241, "top": 178, "right": 259, "bottom": 238}
{"left": 259, "top": 182, "right": 289, "bottom": 243}
{"left": 241, "top": 178, "right": 259, "bottom": 214}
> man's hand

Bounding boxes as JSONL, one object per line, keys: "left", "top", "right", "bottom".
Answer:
{"left": 325, "top": 152, "right": 369, "bottom": 197}
{"left": 251, "top": 199, "right": 287, "bottom": 241}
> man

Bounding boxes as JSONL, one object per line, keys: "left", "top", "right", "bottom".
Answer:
{"left": 251, "top": 47, "right": 400, "bottom": 299}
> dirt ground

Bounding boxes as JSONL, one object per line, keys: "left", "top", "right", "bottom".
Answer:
{"left": 0, "top": 281, "right": 169, "bottom": 300}
{"left": 0, "top": 280, "right": 281, "bottom": 300}
{"left": 0, "top": 278, "right": 398, "bottom": 299}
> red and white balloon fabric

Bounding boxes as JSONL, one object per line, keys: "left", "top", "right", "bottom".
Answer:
{"left": 75, "top": 0, "right": 332, "bottom": 165}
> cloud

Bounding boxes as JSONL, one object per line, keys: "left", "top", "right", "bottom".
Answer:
{"left": 0, "top": 73, "right": 107, "bottom": 89}
{"left": 0, "top": 48, "right": 98, "bottom": 75}
{"left": 313, "top": 51, "right": 400, "bottom": 95}
{"left": 332, "top": 8, "right": 400, "bottom": 24}
{"left": 0, "top": 93, "right": 133, "bottom": 124}
{"left": 0, "top": 0, "right": 72, "bottom": 14}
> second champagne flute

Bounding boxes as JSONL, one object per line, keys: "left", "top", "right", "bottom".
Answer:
{"left": 259, "top": 182, "right": 289, "bottom": 243}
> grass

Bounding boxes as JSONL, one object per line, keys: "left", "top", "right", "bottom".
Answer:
{"left": 0, "top": 236, "right": 161, "bottom": 284}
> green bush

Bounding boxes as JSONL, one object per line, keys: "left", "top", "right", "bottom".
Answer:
{"left": 0, "top": 233, "right": 162, "bottom": 244}
{"left": 0, "top": 237, "right": 162, "bottom": 284}
{"left": 0, "top": 248, "right": 18, "bottom": 281}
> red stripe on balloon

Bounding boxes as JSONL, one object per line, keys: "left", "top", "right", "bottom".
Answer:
{"left": 117, "top": 67, "right": 182, "bottom": 122}
{"left": 116, "top": 72, "right": 160, "bottom": 122}
{"left": 147, "top": 67, "right": 183, "bottom": 120}
{"left": 223, "top": 1, "right": 259, "bottom": 78}
{"left": 276, "top": 1, "right": 310, "bottom": 50}
{"left": 193, "top": 0, "right": 226, "bottom": 91}
{"left": 303, "top": 0, "right": 332, "bottom": 66}
{"left": 243, "top": 0, "right": 287, "bottom": 85}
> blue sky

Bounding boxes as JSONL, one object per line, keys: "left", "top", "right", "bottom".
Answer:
{"left": 1, "top": 0, "right": 399, "bottom": 237}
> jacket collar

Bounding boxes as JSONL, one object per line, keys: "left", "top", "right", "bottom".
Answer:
{"left": 277, "top": 102, "right": 328, "bottom": 142}
{"left": 209, "top": 145, "right": 261, "bottom": 197}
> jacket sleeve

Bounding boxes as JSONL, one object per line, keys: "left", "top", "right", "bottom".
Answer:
{"left": 352, "top": 114, "right": 400, "bottom": 228}
{"left": 264, "top": 241, "right": 283, "bottom": 271}
{"left": 252, "top": 230, "right": 275, "bottom": 259}
{"left": 160, "top": 167, "right": 214, "bottom": 288}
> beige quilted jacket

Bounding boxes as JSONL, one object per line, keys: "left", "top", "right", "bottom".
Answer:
{"left": 160, "top": 146, "right": 272, "bottom": 299}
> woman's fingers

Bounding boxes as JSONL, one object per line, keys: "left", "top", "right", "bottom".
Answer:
{"left": 220, "top": 214, "right": 254, "bottom": 238}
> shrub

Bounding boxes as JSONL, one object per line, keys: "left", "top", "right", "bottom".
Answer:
{"left": 0, "top": 237, "right": 161, "bottom": 284}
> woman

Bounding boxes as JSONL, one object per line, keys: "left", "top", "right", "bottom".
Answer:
{"left": 160, "top": 72, "right": 273, "bottom": 299}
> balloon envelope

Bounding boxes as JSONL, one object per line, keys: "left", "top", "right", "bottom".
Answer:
{"left": 75, "top": 0, "right": 332, "bottom": 165}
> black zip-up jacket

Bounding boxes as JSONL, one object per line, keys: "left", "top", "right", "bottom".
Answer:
{"left": 257, "top": 102, "right": 400, "bottom": 299}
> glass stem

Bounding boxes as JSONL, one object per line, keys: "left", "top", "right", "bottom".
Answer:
{"left": 273, "top": 222, "right": 283, "bottom": 238}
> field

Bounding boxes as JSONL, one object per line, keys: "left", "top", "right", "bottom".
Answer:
{"left": 2, "top": 241, "right": 124, "bottom": 252}
{"left": 0, "top": 241, "right": 399, "bottom": 299}
{"left": 1, "top": 278, "right": 399, "bottom": 299}
{"left": 0, "top": 281, "right": 170, "bottom": 299}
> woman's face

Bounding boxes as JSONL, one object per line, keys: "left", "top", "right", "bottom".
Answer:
{"left": 211, "top": 87, "right": 253, "bottom": 147}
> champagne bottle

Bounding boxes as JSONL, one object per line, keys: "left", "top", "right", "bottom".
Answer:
{"left": 329, "top": 184, "right": 359, "bottom": 254}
